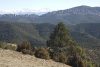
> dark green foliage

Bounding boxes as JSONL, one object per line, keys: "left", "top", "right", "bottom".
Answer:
{"left": 47, "top": 22, "right": 70, "bottom": 49}
{"left": 51, "top": 51, "right": 67, "bottom": 63}
{"left": 47, "top": 22, "right": 95, "bottom": 67}
{"left": 35, "top": 48, "right": 50, "bottom": 60}
{"left": 59, "top": 52, "right": 67, "bottom": 63}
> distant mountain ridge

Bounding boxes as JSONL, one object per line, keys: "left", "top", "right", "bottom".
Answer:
{"left": 45, "top": 5, "right": 100, "bottom": 15}
{"left": 0, "top": 9, "right": 47, "bottom": 15}
{"left": 0, "top": 14, "right": 39, "bottom": 23}
{"left": 37, "top": 5, "right": 100, "bottom": 24}
{"left": 0, "top": 5, "right": 100, "bottom": 24}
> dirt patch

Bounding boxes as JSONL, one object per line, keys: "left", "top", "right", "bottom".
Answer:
{"left": 0, "top": 48, "right": 71, "bottom": 67}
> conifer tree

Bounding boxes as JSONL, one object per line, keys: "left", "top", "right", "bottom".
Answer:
{"left": 46, "top": 22, "right": 90, "bottom": 67}
{"left": 47, "top": 22, "right": 71, "bottom": 49}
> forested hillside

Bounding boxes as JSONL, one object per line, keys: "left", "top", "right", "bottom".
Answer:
{"left": 0, "top": 21, "right": 100, "bottom": 48}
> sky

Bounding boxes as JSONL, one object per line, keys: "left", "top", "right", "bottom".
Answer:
{"left": 0, "top": 0, "right": 100, "bottom": 13}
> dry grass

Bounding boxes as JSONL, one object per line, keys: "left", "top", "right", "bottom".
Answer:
{"left": 0, "top": 48, "right": 71, "bottom": 67}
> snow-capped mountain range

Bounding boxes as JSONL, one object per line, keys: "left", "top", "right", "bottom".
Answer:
{"left": 0, "top": 9, "right": 49, "bottom": 15}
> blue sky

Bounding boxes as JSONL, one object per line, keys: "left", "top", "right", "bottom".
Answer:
{"left": 0, "top": 0, "right": 100, "bottom": 12}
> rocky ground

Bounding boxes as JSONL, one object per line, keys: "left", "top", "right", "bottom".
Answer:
{"left": 0, "top": 48, "right": 71, "bottom": 67}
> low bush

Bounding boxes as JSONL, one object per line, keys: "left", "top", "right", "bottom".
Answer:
{"left": 17, "top": 41, "right": 32, "bottom": 52}
{"left": 22, "top": 49, "right": 34, "bottom": 55}
{"left": 67, "top": 54, "right": 85, "bottom": 67}
{"left": 5, "top": 44, "right": 17, "bottom": 50}
{"left": 51, "top": 51, "right": 67, "bottom": 63}
{"left": 35, "top": 48, "right": 50, "bottom": 60}
{"left": 59, "top": 52, "right": 67, "bottom": 63}
{"left": 0, "top": 42, "right": 17, "bottom": 51}
{"left": 16, "top": 41, "right": 35, "bottom": 55}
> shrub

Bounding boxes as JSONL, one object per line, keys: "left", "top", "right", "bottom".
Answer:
{"left": 35, "top": 48, "right": 50, "bottom": 60}
{"left": 0, "top": 42, "right": 6, "bottom": 49}
{"left": 51, "top": 51, "right": 67, "bottom": 63}
{"left": 67, "top": 54, "right": 85, "bottom": 67}
{"left": 17, "top": 41, "right": 32, "bottom": 52}
{"left": 46, "top": 22, "right": 95, "bottom": 67}
{"left": 0, "top": 42, "right": 17, "bottom": 51}
{"left": 22, "top": 49, "right": 34, "bottom": 55}
{"left": 5, "top": 43, "right": 17, "bottom": 50}
{"left": 59, "top": 52, "right": 67, "bottom": 63}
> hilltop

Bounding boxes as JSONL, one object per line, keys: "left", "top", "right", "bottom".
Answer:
{"left": 0, "top": 48, "right": 70, "bottom": 67}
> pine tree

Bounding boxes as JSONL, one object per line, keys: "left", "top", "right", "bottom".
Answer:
{"left": 47, "top": 22, "right": 75, "bottom": 62}
{"left": 47, "top": 22, "right": 71, "bottom": 49}
{"left": 46, "top": 22, "right": 88, "bottom": 67}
